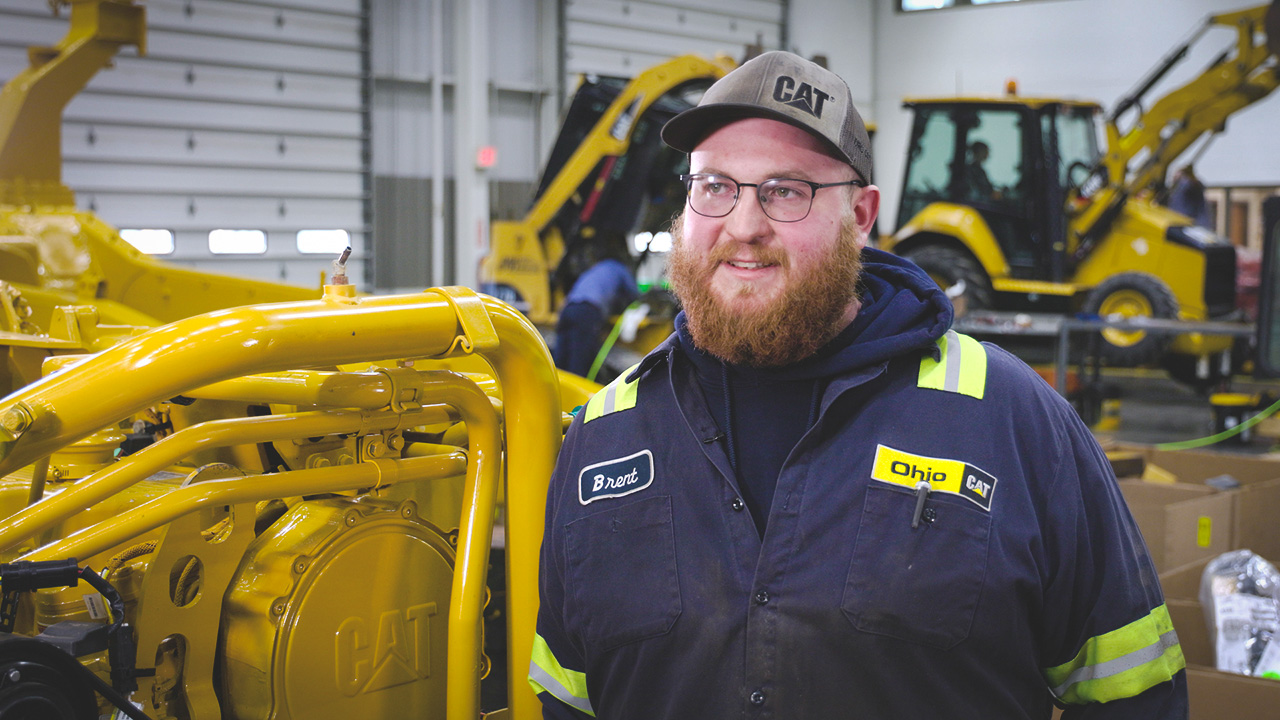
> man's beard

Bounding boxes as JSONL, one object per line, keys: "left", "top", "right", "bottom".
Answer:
{"left": 667, "top": 210, "right": 863, "bottom": 367}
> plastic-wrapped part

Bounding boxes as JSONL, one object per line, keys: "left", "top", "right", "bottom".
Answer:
{"left": 1199, "top": 550, "right": 1280, "bottom": 677}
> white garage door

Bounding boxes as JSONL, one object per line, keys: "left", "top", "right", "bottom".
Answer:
{"left": 564, "top": 0, "right": 784, "bottom": 84}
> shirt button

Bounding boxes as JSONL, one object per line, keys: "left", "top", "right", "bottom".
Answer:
{"left": 731, "top": 497, "right": 745, "bottom": 511}
{"left": 750, "top": 691, "right": 766, "bottom": 706}
{"left": 754, "top": 590, "right": 770, "bottom": 605}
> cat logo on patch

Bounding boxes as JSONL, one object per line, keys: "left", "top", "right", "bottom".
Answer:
{"left": 870, "top": 444, "right": 997, "bottom": 511}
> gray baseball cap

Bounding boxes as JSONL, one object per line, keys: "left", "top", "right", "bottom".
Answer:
{"left": 662, "top": 51, "right": 873, "bottom": 183}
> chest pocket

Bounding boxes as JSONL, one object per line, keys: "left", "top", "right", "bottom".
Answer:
{"left": 564, "top": 494, "right": 682, "bottom": 652}
{"left": 841, "top": 483, "right": 991, "bottom": 649}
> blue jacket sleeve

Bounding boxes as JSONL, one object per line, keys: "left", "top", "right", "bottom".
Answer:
{"left": 1039, "top": 409, "right": 1187, "bottom": 717}
{"left": 531, "top": 421, "right": 597, "bottom": 717}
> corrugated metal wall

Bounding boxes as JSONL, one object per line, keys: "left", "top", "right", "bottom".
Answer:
{"left": 564, "top": 0, "right": 784, "bottom": 83}
{"left": 0, "top": 0, "right": 369, "bottom": 287}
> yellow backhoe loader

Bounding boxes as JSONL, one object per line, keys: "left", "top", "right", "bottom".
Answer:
{"left": 882, "top": 1, "right": 1280, "bottom": 381}
{"left": 0, "top": 3, "right": 594, "bottom": 719}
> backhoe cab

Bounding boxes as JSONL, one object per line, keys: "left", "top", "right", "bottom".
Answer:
{"left": 883, "top": 1, "right": 1280, "bottom": 373}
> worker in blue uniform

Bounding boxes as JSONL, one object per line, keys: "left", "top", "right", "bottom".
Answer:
{"left": 552, "top": 241, "right": 639, "bottom": 377}
{"left": 531, "top": 51, "right": 1187, "bottom": 718}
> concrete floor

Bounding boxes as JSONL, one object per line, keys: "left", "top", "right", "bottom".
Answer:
{"left": 1075, "top": 369, "right": 1280, "bottom": 454}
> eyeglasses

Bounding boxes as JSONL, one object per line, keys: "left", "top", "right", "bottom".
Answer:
{"left": 680, "top": 173, "right": 866, "bottom": 223}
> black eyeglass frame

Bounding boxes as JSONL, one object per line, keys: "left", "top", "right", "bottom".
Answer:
{"left": 679, "top": 172, "right": 867, "bottom": 223}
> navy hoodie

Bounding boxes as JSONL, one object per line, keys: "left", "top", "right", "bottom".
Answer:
{"left": 679, "top": 247, "right": 952, "bottom": 532}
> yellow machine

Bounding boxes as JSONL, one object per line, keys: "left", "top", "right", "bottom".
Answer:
{"left": 479, "top": 53, "right": 735, "bottom": 355}
{"left": 0, "top": 283, "right": 577, "bottom": 720}
{"left": 881, "top": 1, "right": 1280, "bottom": 372}
{"left": 0, "top": 3, "right": 600, "bottom": 719}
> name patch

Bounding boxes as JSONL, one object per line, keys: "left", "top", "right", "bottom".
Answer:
{"left": 870, "top": 444, "right": 997, "bottom": 511}
{"left": 578, "top": 449, "right": 654, "bottom": 505}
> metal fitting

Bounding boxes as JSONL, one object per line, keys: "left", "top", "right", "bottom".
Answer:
{"left": 1, "top": 404, "right": 32, "bottom": 435}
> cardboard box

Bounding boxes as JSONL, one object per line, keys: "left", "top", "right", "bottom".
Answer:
{"left": 1111, "top": 444, "right": 1280, "bottom": 560}
{"left": 1118, "top": 480, "right": 1233, "bottom": 572}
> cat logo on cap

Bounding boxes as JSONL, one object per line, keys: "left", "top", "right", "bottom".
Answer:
{"left": 772, "top": 76, "right": 831, "bottom": 118}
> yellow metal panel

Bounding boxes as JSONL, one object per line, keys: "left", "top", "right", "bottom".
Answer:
{"left": 991, "top": 279, "right": 1078, "bottom": 296}
{"left": 890, "top": 203, "right": 1011, "bottom": 280}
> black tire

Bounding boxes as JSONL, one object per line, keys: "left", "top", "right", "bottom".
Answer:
{"left": 1081, "top": 272, "right": 1179, "bottom": 367}
{"left": 901, "top": 245, "right": 994, "bottom": 310}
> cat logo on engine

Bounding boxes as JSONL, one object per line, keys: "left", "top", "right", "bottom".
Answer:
{"left": 870, "top": 444, "right": 997, "bottom": 511}
{"left": 335, "top": 602, "right": 439, "bottom": 696}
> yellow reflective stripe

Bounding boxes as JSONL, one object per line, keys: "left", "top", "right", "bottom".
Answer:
{"left": 1045, "top": 604, "right": 1186, "bottom": 704}
{"left": 582, "top": 390, "right": 608, "bottom": 423}
{"left": 581, "top": 363, "right": 641, "bottom": 425}
{"left": 918, "top": 330, "right": 987, "bottom": 399}
{"left": 528, "top": 633, "right": 595, "bottom": 716}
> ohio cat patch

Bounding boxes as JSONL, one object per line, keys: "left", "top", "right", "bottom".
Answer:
{"left": 579, "top": 450, "right": 654, "bottom": 505}
{"left": 870, "top": 444, "right": 996, "bottom": 511}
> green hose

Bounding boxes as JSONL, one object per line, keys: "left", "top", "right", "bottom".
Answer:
{"left": 587, "top": 306, "right": 632, "bottom": 383}
{"left": 1155, "top": 394, "right": 1280, "bottom": 450}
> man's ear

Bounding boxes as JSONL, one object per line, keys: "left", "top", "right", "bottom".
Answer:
{"left": 849, "top": 185, "right": 880, "bottom": 247}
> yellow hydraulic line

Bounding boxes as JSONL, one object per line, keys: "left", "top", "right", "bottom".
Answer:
{"left": 424, "top": 373, "right": 502, "bottom": 720}
{"left": 170, "top": 370, "right": 396, "bottom": 409}
{"left": 478, "top": 296, "right": 563, "bottom": 720}
{"left": 43, "top": 356, "right": 504, "bottom": 411}
{"left": 23, "top": 452, "right": 466, "bottom": 564}
{"left": 0, "top": 291, "right": 488, "bottom": 476}
{"left": 0, "top": 406, "right": 446, "bottom": 553}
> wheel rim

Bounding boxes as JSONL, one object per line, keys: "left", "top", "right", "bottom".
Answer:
{"left": 1097, "top": 289, "right": 1153, "bottom": 348}
{"left": 926, "top": 271, "right": 954, "bottom": 291}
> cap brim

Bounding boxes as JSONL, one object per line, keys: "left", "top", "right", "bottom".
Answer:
{"left": 661, "top": 103, "right": 855, "bottom": 168}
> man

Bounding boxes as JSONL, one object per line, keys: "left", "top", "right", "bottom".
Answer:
{"left": 1167, "top": 165, "right": 1212, "bottom": 229}
{"left": 531, "top": 51, "right": 1186, "bottom": 719}
{"left": 966, "top": 140, "right": 997, "bottom": 200}
{"left": 553, "top": 242, "right": 640, "bottom": 377}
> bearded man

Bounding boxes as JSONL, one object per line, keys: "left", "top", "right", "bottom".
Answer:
{"left": 531, "top": 51, "right": 1187, "bottom": 719}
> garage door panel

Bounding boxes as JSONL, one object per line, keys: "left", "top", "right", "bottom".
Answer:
{"left": 566, "top": 23, "right": 779, "bottom": 60}
{"left": 572, "top": 0, "right": 781, "bottom": 24}
{"left": 143, "top": 32, "right": 360, "bottom": 76}
{"left": 85, "top": 57, "right": 361, "bottom": 110}
{"left": 145, "top": 0, "right": 361, "bottom": 47}
{"left": 87, "top": 194, "right": 363, "bottom": 232}
{"left": 63, "top": 124, "right": 362, "bottom": 171}
{"left": 66, "top": 94, "right": 362, "bottom": 137}
{"left": 66, "top": 163, "right": 363, "bottom": 198}
{"left": 565, "top": 0, "right": 782, "bottom": 91}
{"left": 569, "top": 1, "right": 781, "bottom": 37}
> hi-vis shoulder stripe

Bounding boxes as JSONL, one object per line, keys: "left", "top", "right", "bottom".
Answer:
{"left": 918, "top": 330, "right": 987, "bottom": 399}
{"left": 1045, "top": 604, "right": 1185, "bottom": 704}
{"left": 582, "top": 363, "right": 641, "bottom": 424}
